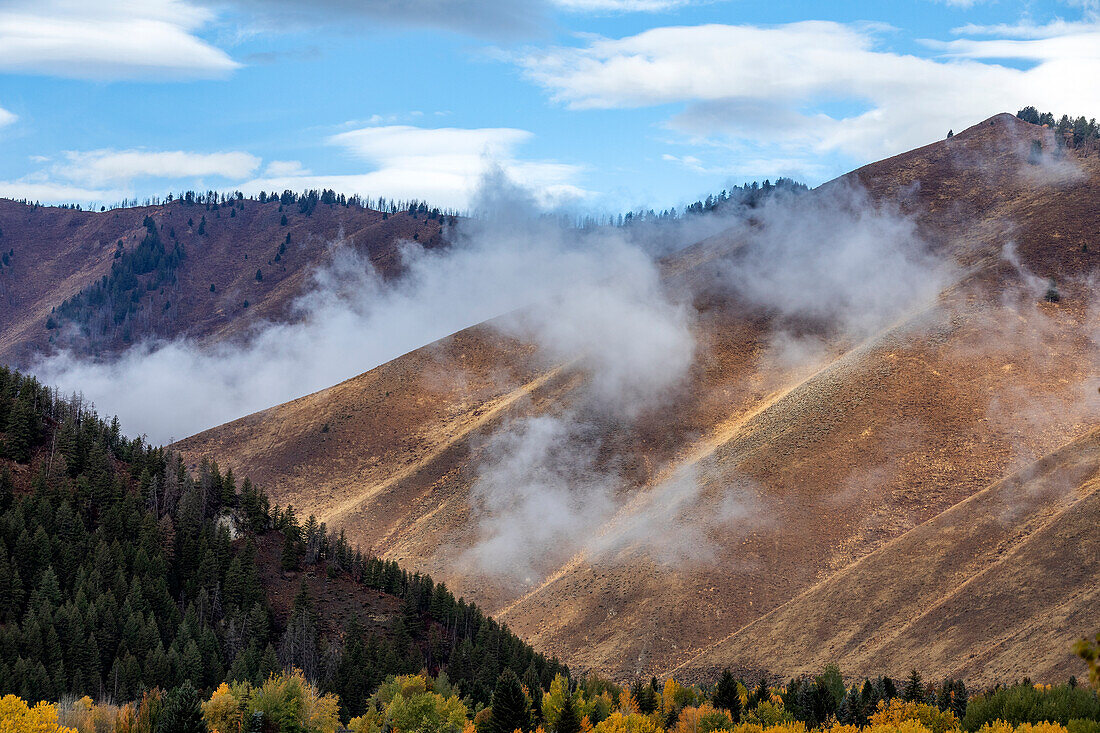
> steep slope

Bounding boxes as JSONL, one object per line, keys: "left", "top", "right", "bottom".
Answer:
{"left": 0, "top": 197, "right": 444, "bottom": 365}
{"left": 175, "top": 114, "right": 1100, "bottom": 681}
{"left": 675, "top": 427, "right": 1100, "bottom": 686}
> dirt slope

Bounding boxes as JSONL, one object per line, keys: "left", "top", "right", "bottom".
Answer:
{"left": 176, "top": 113, "right": 1100, "bottom": 681}
{"left": 0, "top": 197, "right": 444, "bottom": 365}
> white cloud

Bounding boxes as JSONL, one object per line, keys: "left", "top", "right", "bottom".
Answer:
{"left": 241, "top": 124, "right": 585, "bottom": 210}
{"left": 0, "top": 0, "right": 237, "bottom": 80}
{"left": 263, "top": 159, "right": 310, "bottom": 177}
{"left": 59, "top": 149, "right": 261, "bottom": 186}
{"left": 0, "top": 179, "right": 123, "bottom": 203}
{"left": 0, "top": 105, "right": 14, "bottom": 127}
{"left": 950, "top": 19, "right": 1094, "bottom": 38}
{"left": 517, "top": 21, "right": 1100, "bottom": 164}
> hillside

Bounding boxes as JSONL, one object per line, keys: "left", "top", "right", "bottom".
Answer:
{"left": 0, "top": 367, "right": 565, "bottom": 713}
{"left": 0, "top": 195, "right": 446, "bottom": 365}
{"left": 172, "top": 113, "right": 1100, "bottom": 683}
{"left": 675, "top": 425, "right": 1100, "bottom": 683}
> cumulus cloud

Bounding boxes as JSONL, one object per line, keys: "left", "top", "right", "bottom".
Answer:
{"left": 59, "top": 149, "right": 261, "bottom": 186}
{"left": 0, "top": 105, "right": 15, "bottom": 127}
{"left": 0, "top": 0, "right": 237, "bottom": 80}
{"left": 516, "top": 20, "right": 1100, "bottom": 164}
{"left": 240, "top": 124, "right": 586, "bottom": 211}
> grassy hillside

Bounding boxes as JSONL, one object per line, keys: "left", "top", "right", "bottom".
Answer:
{"left": 174, "top": 114, "right": 1100, "bottom": 681}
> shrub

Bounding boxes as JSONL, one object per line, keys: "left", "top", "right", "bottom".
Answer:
{"left": 962, "top": 685, "right": 1100, "bottom": 731}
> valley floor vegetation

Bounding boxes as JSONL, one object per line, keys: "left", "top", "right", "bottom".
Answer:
{"left": 3, "top": 665, "right": 1100, "bottom": 733}
{"left": 0, "top": 367, "right": 1098, "bottom": 733}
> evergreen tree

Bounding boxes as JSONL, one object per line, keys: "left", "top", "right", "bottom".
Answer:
{"left": 280, "top": 531, "right": 300, "bottom": 571}
{"left": 336, "top": 615, "right": 372, "bottom": 721}
{"left": 714, "top": 669, "right": 741, "bottom": 720}
{"left": 750, "top": 678, "right": 769, "bottom": 709}
{"left": 950, "top": 680, "right": 968, "bottom": 720}
{"left": 0, "top": 466, "right": 12, "bottom": 511}
{"left": 491, "top": 668, "right": 530, "bottom": 733}
{"left": 904, "top": 670, "right": 924, "bottom": 702}
{"left": 4, "top": 396, "right": 35, "bottom": 463}
{"left": 524, "top": 664, "right": 544, "bottom": 725}
{"left": 156, "top": 682, "right": 206, "bottom": 733}
{"left": 556, "top": 687, "right": 582, "bottom": 733}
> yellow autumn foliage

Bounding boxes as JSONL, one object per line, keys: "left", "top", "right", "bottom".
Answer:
{"left": 594, "top": 711, "right": 663, "bottom": 733}
{"left": 0, "top": 696, "right": 76, "bottom": 733}
{"left": 674, "top": 705, "right": 733, "bottom": 733}
{"left": 868, "top": 699, "right": 959, "bottom": 733}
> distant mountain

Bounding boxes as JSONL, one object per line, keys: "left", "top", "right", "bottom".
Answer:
{"left": 174, "top": 113, "right": 1100, "bottom": 684}
{"left": 0, "top": 194, "right": 447, "bottom": 365}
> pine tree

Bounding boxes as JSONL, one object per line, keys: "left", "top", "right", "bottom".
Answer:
{"left": 4, "top": 395, "right": 35, "bottom": 463}
{"left": 524, "top": 664, "right": 544, "bottom": 725}
{"left": 903, "top": 669, "right": 924, "bottom": 702}
{"left": 557, "top": 687, "right": 582, "bottom": 733}
{"left": 714, "top": 669, "right": 741, "bottom": 719}
{"left": 281, "top": 531, "right": 300, "bottom": 571}
{"left": 950, "top": 680, "right": 968, "bottom": 720}
{"left": 336, "top": 615, "right": 372, "bottom": 721}
{"left": 491, "top": 668, "right": 530, "bottom": 733}
{"left": 0, "top": 466, "right": 12, "bottom": 512}
{"left": 157, "top": 682, "right": 206, "bottom": 733}
{"left": 750, "top": 677, "right": 769, "bottom": 708}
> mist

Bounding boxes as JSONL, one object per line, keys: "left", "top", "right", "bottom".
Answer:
{"left": 715, "top": 181, "right": 954, "bottom": 340}
{"left": 461, "top": 178, "right": 956, "bottom": 582}
{"left": 32, "top": 174, "right": 693, "bottom": 444}
{"left": 29, "top": 171, "right": 962, "bottom": 587}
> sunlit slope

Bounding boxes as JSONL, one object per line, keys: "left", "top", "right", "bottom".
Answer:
{"left": 676, "top": 426, "right": 1100, "bottom": 686}
{"left": 176, "top": 114, "right": 1100, "bottom": 680}
{"left": 492, "top": 290, "right": 1097, "bottom": 675}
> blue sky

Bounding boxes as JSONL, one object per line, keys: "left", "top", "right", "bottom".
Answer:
{"left": 1, "top": 0, "right": 1099, "bottom": 213}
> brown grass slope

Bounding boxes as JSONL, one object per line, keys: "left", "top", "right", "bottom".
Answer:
{"left": 675, "top": 426, "right": 1100, "bottom": 686}
{"left": 175, "top": 114, "right": 1100, "bottom": 681}
{"left": 0, "top": 198, "right": 443, "bottom": 365}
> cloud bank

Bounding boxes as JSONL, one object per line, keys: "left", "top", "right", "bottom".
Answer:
{"left": 0, "top": 0, "right": 237, "bottom": 80}
{"left": 31, "top": 174, "right": 663, "bottom": 443}
{"left": 241, "top": 124, "right": 585, "bottom": 211}
{"left": 516, "top": 20, "right": 1100, "bottom": 164}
